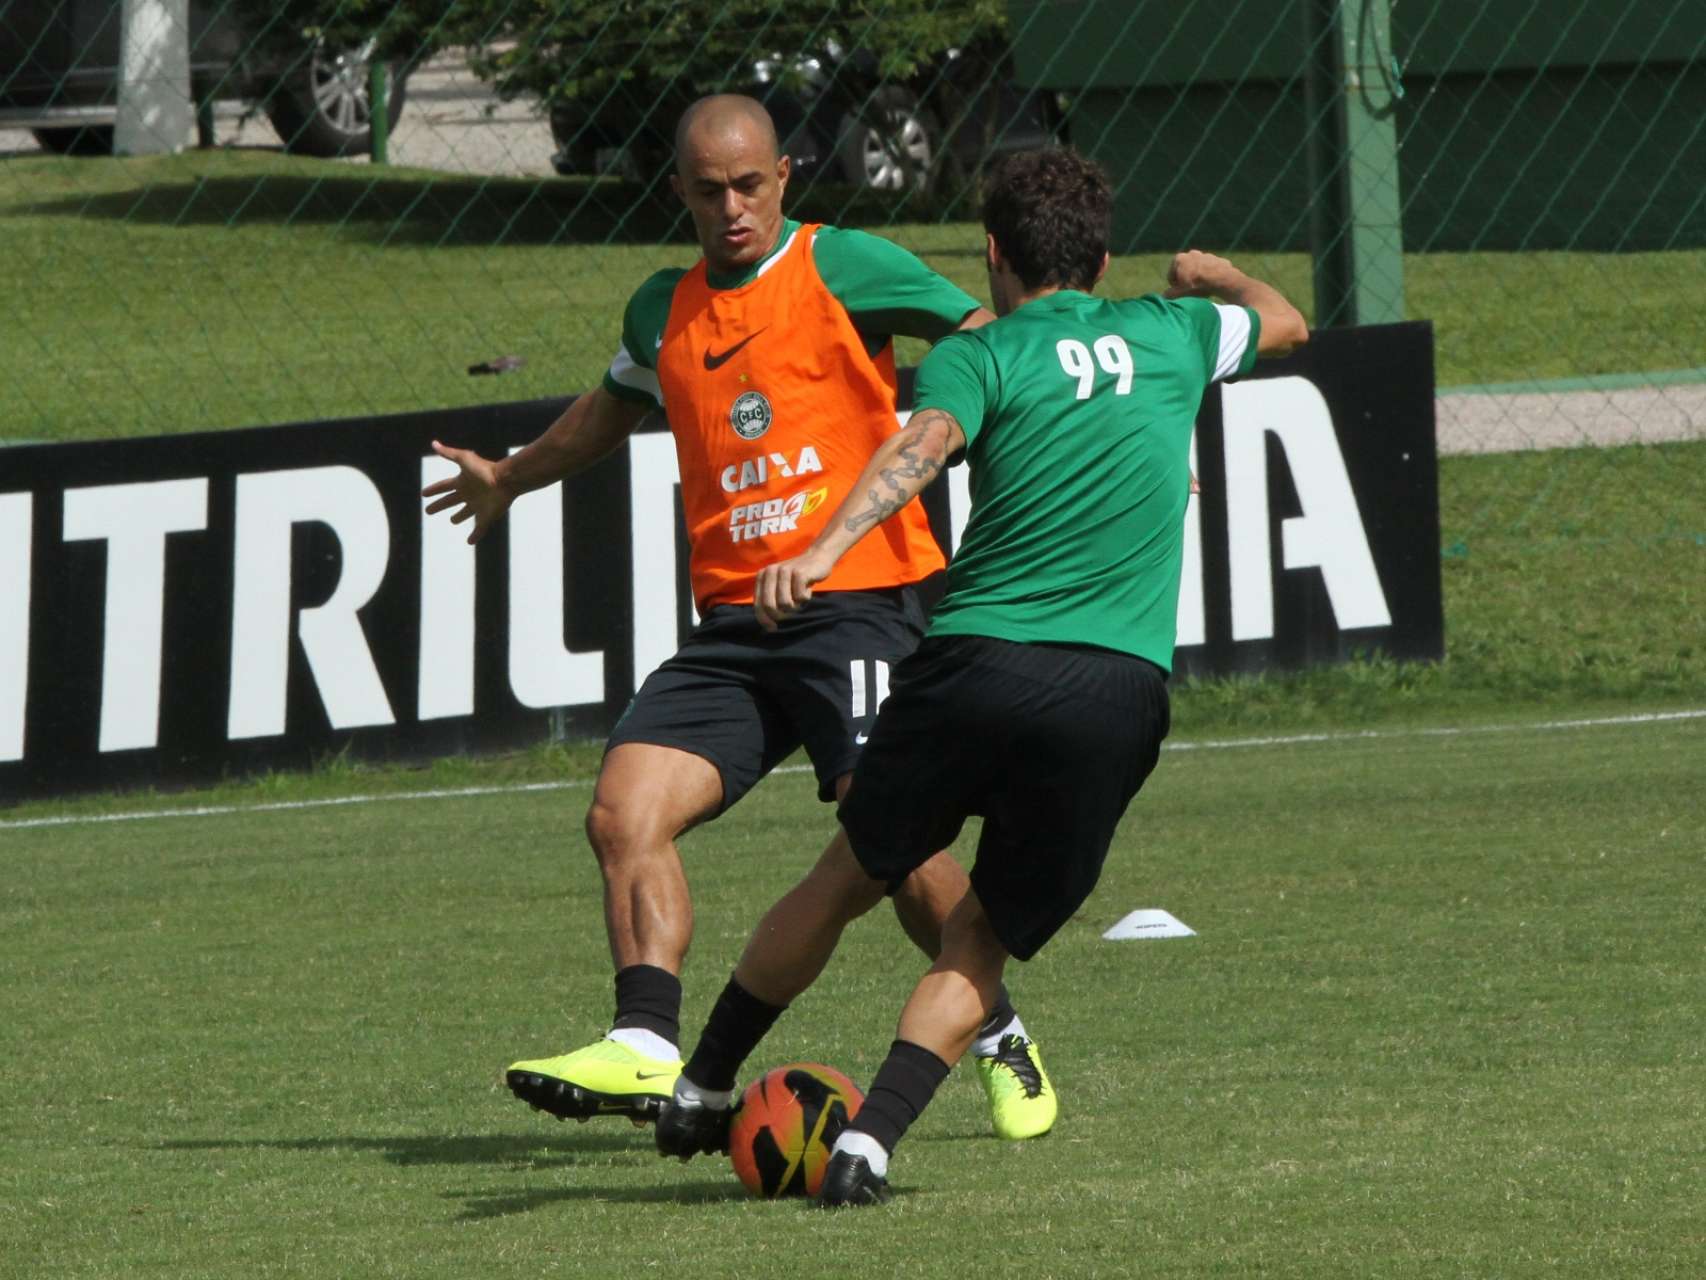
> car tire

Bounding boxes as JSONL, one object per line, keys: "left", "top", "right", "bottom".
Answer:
{"left": 547, "top": 102, "right": 599, "bottom": 175}
{"left": 548, "top": 97, "right": 669, "bottom": 180}
{"left": 262, "top": 39, "right": 407, "bottom": 158}
{"left": 835, "top": 86, "right": 936, "bottom": 191}
{"left": 31, "top": 125, "right": 116, "bottom": 156}
{"left": 549, "top": 138, "right": 598, "bottom": 176}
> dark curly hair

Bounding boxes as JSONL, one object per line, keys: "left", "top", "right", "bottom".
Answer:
{"left": 981, "top": 147, "right": 1112, "bottom": 292}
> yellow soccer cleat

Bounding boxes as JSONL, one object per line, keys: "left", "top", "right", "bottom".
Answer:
{"left": 973, "top": 1034, "right": 1057, "bottom": 1140}
{"left": 506, "top": 1038, "right": 683, "bottom": 1124}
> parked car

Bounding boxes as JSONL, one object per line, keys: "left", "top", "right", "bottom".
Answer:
{"left": 0, "top": 0, "right": 405, "bottom": 156}
{"left": 547, "top": 37, "right": 1058, "bottom": 192}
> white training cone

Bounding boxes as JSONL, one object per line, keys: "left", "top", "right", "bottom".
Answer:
{"left": 1103, "top": 908, "right": 1196, "bottom": 940}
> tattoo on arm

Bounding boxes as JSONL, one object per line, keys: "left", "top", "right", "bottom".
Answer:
{"left": 843, "top": 414, "right": 949, "bottom": 534}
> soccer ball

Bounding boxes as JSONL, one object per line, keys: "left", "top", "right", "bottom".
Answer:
{"left": 728, "top": 1062, "right": 864, "bottom": 1199}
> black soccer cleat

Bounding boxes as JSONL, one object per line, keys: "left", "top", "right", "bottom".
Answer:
{"left": 813, "top": 1151, "right": 892, "bottom": 1208}
{"left": 654, "top": 1098, "right": 733, "bottom": 1160}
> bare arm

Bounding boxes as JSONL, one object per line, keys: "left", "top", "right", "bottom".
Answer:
{"left": 955, "top": 306, "right": 997, "bottom": 332}
{"left": 501, "top": 384, "right": 650, "bottom": 494}
{"left": 1165, "top": 250, "right": 1310, "bottom": 356}
{"left": 421, "top": 384, "right": 650, "bottom": 544}
{"left": 752, "top": 408, "right": 965, "bottom": 629}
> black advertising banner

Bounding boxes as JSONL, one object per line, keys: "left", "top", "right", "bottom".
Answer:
{"left": 1174, "top": 320, "right": 1442, "bottom": 678}
{"left": 0, "top": 397, "right": 612, "bottom": 800}
{"left": 0, "top": 322, "right": 1439, "bottom": 801}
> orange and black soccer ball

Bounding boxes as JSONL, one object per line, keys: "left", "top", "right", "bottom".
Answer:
{"left": 728, "top": 1063, "right": 864, "bottom": 1198}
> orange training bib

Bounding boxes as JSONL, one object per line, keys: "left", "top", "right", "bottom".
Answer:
{"left": 654, "top": 224, "right": 946, "bottom": 611}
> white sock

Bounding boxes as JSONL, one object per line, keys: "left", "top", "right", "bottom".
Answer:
{"left": 672, "top": 1074, "right": 735, "bottom": 1110}
{"left": 606, "top": 1027, "right": 680, "bottom": 1063}
{"left": 972, "top": 1012, "right": 1028, "bottom": 1060}
{"left": 831, "top": 1130, "right": 889, "bottom": 1178}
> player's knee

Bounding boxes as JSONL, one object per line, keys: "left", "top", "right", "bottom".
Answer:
{"left": 895, "top": 855, "right": 968, "bottom": 916}
{"left": 940, "top": 895, "right": 1006, "bottom": 967}
{"left": 832, "top": 866, "right": 888, "bottom": 921}
{"left": 584, "top": 796, "right": 655, "bottom": 865}
{"left": 808, "top": 831, "right": 888, "bottom": 912}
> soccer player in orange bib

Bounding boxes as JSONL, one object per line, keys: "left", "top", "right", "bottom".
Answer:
{"left": 422, "top": 95, "right": 1056, "bottom": 1142}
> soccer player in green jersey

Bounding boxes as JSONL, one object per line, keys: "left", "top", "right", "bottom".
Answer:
{"left": 654, "top": 146, "right": 1309, "bottom": 1204}
{"left": 423, "top": 95, "right": 1055, "bottom": 1143}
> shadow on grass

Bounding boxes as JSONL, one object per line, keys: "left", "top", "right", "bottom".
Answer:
{"left": 15, "top": 168, "right": 972, "bottom": 249}
{"left": 158, "top": 1130, "right": 644, "bottom": 1166}
{"left": 451, "top": 1177, "right": 750, "bottom": 1219}
{"left": 18, "top": 171, "right": 682, "bottom": 248}
{"left": 450, "top": 1179, "right": 921, "bottom": 1219}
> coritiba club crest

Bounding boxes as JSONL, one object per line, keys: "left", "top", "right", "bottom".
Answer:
{"left": 729, "top": 391, "right": 773, "bottom": 440}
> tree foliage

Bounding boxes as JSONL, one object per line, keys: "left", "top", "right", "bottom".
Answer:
{"left": 234, "top": 0, "right": 458, "bottom": 67}
{"left": 234, "top": 0, "right": 1019, "bottom": 191}
{"left": 448, "top": 0, "right": 1008, "bottom": 107}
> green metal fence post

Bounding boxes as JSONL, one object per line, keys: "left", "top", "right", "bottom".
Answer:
{"left": 196, "top": 96, "right": 215, "bottom": 148}
{"left": 1303, "top": 0, "right": 1406, "bottom": 327}
{"left": 369, "top": 60, "right": 390, "bottom": 165}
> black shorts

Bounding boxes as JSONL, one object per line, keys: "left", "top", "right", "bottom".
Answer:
{"left": 606, "top": 584, "right": 931, "bottom": 812}
{"left": 837, "top": 634, "right": 1170, "bottom": 961}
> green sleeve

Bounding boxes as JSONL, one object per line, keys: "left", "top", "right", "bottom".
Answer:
{"left": 1170, "top": 295, "right": 1261, "bottom": 380}
{"left": 812, "top": 226, "right": 982, "bottom": 343}
{"left": 600, "top": 269, "right": 684, "bottom": 406}
{"left": 1172, "top": 296, "right": 1224, "bottom": 381}
{"left": 912, "top": 330, "right": 998, "bottom": 447}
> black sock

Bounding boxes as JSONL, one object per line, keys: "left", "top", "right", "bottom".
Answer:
{"left": 975, "top": 984, "right": 1017, "bottom": 1041}
{"left": 683, "top": 976, "right": 787, "bottom": 1092}
{"left": 848, "top": 1039, "right": 951, "bottom": 1155}
{"left": 609, "top": 964, "right": 682, "bottom": 1046}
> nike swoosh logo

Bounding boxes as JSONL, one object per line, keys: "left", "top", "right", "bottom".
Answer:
{"left": 635, "top": 1071, "right": 675, "bottom": 1080}
{"left": 855, "top": 733, "right": 870, "bottom": 745}
{"left": 704, "top": 327, "right": 767, "bottom": 370}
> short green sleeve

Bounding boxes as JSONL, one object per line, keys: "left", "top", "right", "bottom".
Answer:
{"left": 601, "top": 269, "right": 683, "bottom": 406}
{"left": 1171, "top": 296, "right": 1224, "bottom": 381}
{"left": 812, "top": 226, "right": 982, "bottom": 343}
{"left": 1168, "top": 296, "right": 1261, "bottom": 381}
{"left": 912, "top": 330, "right": 997, "bottom": 447}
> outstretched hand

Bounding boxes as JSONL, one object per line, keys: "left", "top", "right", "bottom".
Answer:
{"left": 754, "top": 551, "right": 835, "bottom": 631}
{"left": 422, "top": 440, "right": 512, "bottom": 545}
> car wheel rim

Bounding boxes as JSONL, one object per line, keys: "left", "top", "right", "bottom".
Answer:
{"left": 310, "top": 37, "right": 379, "bottom": 133}
{"left": 861, "top": 110, "right": 930, "bottom": 190}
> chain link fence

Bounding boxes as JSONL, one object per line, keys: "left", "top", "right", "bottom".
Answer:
{"left": 3, "top": 0, "right": 1702, "bottom": 598}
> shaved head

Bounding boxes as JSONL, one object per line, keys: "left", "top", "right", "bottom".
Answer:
{"left": 670, "top": 94, "right": 790, "bottom": 274}
{"left": 674, "top": 94, "right": 780, "bottom": 172}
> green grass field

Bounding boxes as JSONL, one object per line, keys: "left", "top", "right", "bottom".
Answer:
{"left": 5, "top": 150, "right": 1706, "bottom": 442}
{"left": 4, "top": 710, "right": 1702, "bottom": 1278}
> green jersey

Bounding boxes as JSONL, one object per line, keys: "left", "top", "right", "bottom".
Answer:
{"left": 603, "top": 219, "right": 980, "bottom": 408}
{"left": 914, "top": 290, "right": 1260, "bottom": 671}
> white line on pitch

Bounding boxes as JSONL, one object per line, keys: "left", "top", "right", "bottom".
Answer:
{"left": 3, "top": 710, "right": 1701, "bottom": 833}
{"left": 1162, "top": 708, "right": 1706, "bottom": 752}
{"left": 0, "top": 766, "right": 815, "bottom": 831}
